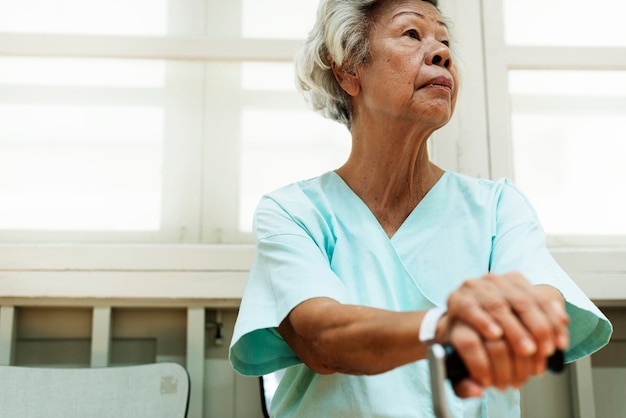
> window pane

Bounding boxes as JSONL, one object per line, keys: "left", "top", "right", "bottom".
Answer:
{"left": 0, "top": 58, "right": 167, "bottom": 232}
{"left": 509, "top": 70, "right": 626, "bottom": 235}
{"left": 242, "top": 0, "right": 319, "bottom": 39}
{"left": 0, "top": 105, "right": 163, "bottom": 231}
{"left": 0, "top": 57, "right": 165, "bottom": 87}
{"left": 239, "top": 61, "right": 351, "bottom": 232}
{"left": 504, "top": 0, "right": 626, "bottom": 46}
{"left": 0, "top": 0, "right": 167, "bottom": 35}
{"left": 241, "top": 62, "right": 297, "bottom": 91}
{"left": 240, "top": 109, "right": 351, "bottom": 232}
{"left": 239, "top": 62, "right": 351, "bottom": 232}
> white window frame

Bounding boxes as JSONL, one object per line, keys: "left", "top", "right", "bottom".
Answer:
{"left": 431, "top": 0, "right": 491, "bottom": 179}
{"left": 481, "top": 0, "right": 626, "bottom": 244}
{"left": 0, "top": 0, "right": 301, "bottom": 244}
{"left": 1, "top": 0, "right": 624, "bottom": 307}
{"left": 479, "top": 0, "right": 626, "bottom": 302}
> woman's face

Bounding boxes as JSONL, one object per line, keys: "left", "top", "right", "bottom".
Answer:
{"left": 354, "top": 0, "right": 458, "bottom": 129}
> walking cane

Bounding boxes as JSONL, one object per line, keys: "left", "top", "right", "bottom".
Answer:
{"left": 428, "top": 344, "right": 565, "bottom": 418}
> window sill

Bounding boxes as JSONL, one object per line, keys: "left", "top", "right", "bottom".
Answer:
{"left": 1, "top": 244, "right": 624, "bottom": 307}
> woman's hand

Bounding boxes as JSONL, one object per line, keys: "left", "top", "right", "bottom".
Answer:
{"left": 439, "top": 272, "right": 569, "bottom": 397}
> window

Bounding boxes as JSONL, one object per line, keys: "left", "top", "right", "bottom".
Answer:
{"left": 503, "top": 0, "right": 626, "bottom": 47}
{"left": 481, "top": 4, "right": 626, "bottom": 415}
{"left": 11, "top": 1, "right": 623, "bottom": 243}
{"left": 483, "top": 0, "right": 626, "bottom": 242}
{"left": 509, "top": 70, "right": 626, "bottom": 236}
{"left": 0, "top": 57, "right": 166, "bottom": 232}
{"left": 0, "top": 0, "right": 352, "bottom": 243}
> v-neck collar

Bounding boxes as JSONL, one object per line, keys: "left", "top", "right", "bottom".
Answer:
{"left": 327, "top": 170, "right": 449, "bottom": 240}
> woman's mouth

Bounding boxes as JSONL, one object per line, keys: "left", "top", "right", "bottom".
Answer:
{"left": 419, "top": 76, "right": 453, "bottom": 91}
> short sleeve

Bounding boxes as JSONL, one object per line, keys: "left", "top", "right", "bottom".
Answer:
{"left": 229, "top": 193, "right": 349, "bottom": 376}
{"left": 489, "top": 179, "right": 612, "bottom": 363}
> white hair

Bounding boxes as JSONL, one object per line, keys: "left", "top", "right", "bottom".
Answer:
{"left": 295, "top": 0, "right": 441, "bottom": 129}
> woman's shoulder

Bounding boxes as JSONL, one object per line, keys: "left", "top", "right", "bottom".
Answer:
{"left": 443, "top": 171, "right": 508, "bottom": 198}
{"left": 253, "top": 172, "right": 342, "bottom": 242}
{"left": 254, "top": 171, "right": 342, "bottom": 226}
{"left": 260, "top": 171, "right": 337, "bottom": 206}
{"left": 446, "top": 170, "right": 528, "bottom": 193}
{"left": 443, "top": 171, "right": 535, "bottom": 213}
{"left": 444, "top": 170, "right": 502, "bottom": 188}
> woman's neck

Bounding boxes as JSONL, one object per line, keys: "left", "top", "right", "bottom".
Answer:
{"left": 335, "top": 125, "right": 444, "bottom": 237}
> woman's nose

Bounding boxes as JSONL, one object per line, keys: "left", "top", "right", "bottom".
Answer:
{"left": 426, "top": 42, "right": 452, "bottom": 69}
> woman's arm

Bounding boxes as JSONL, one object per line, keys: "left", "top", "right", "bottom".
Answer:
{"left": 278, "top": 297, "right": 430, "bottom": 375}
{"left": 278, "top": 273, "right": 569, "bottom": 397}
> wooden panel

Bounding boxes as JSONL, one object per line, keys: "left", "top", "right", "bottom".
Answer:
{"left": 521, "top": 368, "right": 572, "bottom": 418}
{"left": 593, "top": 369, "right": 626, "bottom": 418}
{"left": 550, "top": 249, "right": 626, "bottom": 305}
{"left": 0, "top": 244, "right": 255, "bottom": 271}
{"left": 15, "top": 339, "right": 91, "bottom": 367}
{"left": 206, "top": 359, "right": 236, "bottom": 417}
{"left": 570, "top": 356, "right": 596, "bottom": 418}
{"left": 0, "top": 271, "right": 247, "bottom": 307}
{"left": 13, "top": 307, "right": 92, "bottom": 367}
{"left": 0, "top": 306, "right": 15, "bottom": 365}
{"left": 551, "top": 248, "right": 626, "bottom": 274}
{"left": 91, "top": 307, "right": 112, "bottom": 367}
{"left": 187, "top": 308, "right": 205, "bottom": 418}
{"left": 234, "top": 372, "right": 265, "bottom": 418}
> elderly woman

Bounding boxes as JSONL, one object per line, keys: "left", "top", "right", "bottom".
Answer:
{"left": 230, "top": 0, "right": 612, "bottom": 417}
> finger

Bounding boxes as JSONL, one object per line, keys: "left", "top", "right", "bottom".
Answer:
{"left": 555, "top": 325, "right": 570, "bottom": 352}
{"left": 534, "top": 287, "right": 570, "bottom": 351}
{"left": 506, "top": 292, "right": 553, "bottom": 357}
{"left": 453, "top": 379, "right": 484, "bottom": 399}
{"left": 486, "top": 273, "right": 571, "bottom": 358}
{"left": 448, "top": 281, "right": 503, "bottom": 340}
{"left": 513, "top": 347, "right": 535, "bottom": 388}
{"left": 506, "top": 282, "right": 571, "bottom": 358}
{"left": 532, "top": 349, "right": 547, "bottom": 376}
{"left": 490, "top": 306, "right": 538, "bottom": 357}
{"left": 534, "top": 298, "right": 570, "bottom": 354}
{"left": 465, "top": 275, "right": 537, "bottom": 356}
{"left": 450, "top": 322, "right": 493, "bottom": 387}
{"left": 485, "top": 339, "right": 512, "bottom": 390}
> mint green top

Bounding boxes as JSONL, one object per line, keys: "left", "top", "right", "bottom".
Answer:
{"left": 230, "top": 171, "right": 612, "bottom": 418}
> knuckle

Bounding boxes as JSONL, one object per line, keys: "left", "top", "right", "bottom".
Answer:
{"left": 447, "top": 291, "right": 460, "bottom": 306}
{"left": 487, "top": 340, "right": 508, "bottom": 356}
{"left": 483, "top": 273, "right": 499, "bottom": 284}
{"left": 461, "top": 278, "right": 481, "bottom": 291}
{"left": 454, "top": 334, "right": 482, "bottom": 354}
{"left": 507, "top": 271, "right": 526, "bottom": 283}
{"left": 448, "top": 292, "right": 474, "bottom": 313}
{"left": 509, "top": 293, "right": 534, "bottom": 312}
{"left": 532, "top": 320, "right": 553, "bottom": 338}
{"left": 483, "top": 296, "right": 508, "bottom": 315}
{"left": 486, "top": 341, "right": 510, "bottom": 368}
{"left": 531, "top": 288, "right": 551, "bottom": 306}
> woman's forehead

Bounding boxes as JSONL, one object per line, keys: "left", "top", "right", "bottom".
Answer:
{"left": 374, "top": 0, "right": 444, "bottom": 25}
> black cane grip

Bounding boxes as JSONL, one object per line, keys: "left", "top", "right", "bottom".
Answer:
{"left": 443, "top": 344, "right": 565, "bottom": 384}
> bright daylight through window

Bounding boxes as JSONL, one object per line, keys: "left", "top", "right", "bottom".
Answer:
{"left": 1, "top": 0, "right": 624, "bottom": 241}
{"left": 0, "top": 0, "right": 350, "bottom": 240}
{"left": 504, "top": 0, "right": 626, "bottom": 236}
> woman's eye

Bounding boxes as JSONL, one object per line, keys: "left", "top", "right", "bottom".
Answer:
{"left": 405, "top": 29, "right": 420, "bottom": 40}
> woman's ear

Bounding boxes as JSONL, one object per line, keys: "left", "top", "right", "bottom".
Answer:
{"left": 329, "top": 56, "right": 360, "bottom": 97}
